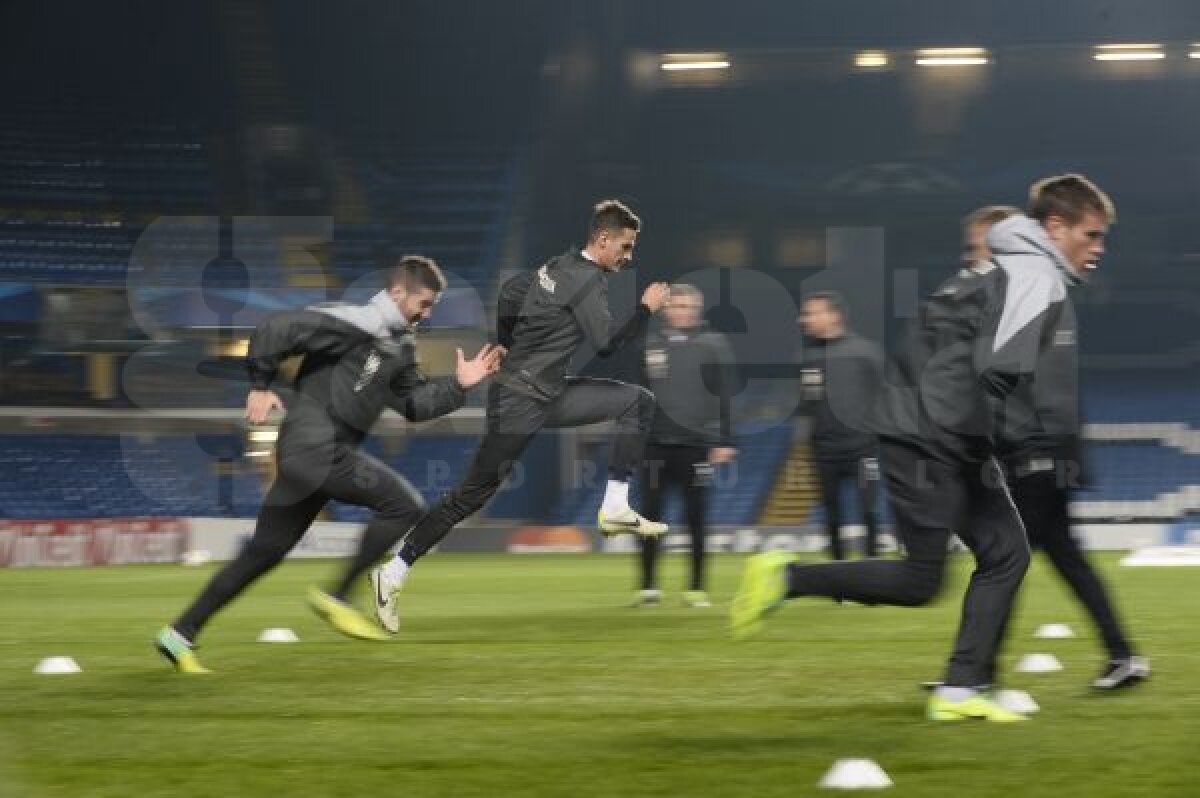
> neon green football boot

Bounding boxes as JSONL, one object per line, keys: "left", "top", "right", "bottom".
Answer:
{"left": 730, "top": 550, "right": 796, "bottom": 640}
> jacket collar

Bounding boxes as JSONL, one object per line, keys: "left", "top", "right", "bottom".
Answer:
{"left": 369, "top": 290, "right": 410, "bottom": 333}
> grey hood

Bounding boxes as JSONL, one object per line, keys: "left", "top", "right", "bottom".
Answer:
{"left": 986, "top": 215, "right": 1083, "bottom": 287}
{"left": 308, "top": 290, "right": 410, "bottom": 339}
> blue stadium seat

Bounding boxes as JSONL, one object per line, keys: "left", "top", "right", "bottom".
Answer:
{"left": 0, "top": 435, "right": 263, "bottom": 519}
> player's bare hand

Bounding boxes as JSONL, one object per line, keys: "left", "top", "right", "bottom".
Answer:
{"left": 245, "top": 389, "right": 285, "bottom": 424}
{"left": 642, "top": 282, "right": 671, "bottom": 313}
{"left": 709, "top": 447, "right": 737, "bottom": 465}
{"left": 456, "top": 344, "right": 504, "bottom": 389}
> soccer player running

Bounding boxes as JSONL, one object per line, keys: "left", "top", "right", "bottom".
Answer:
{"left": 961, "top": 203, "right": 1148, "bottom": 690}
{"left": 155, "top": 256, "right": 503, "bottom": 673}
{"left": 370, "top": 200, "right": 671, "bottom": 633}
{"left": 798, "top": 291, "right": 885, "bottom": 561}
{"left": 634, "top": 284, "right": 738, "bottom": 608}
{"left": 732, "top": 174, "right": 1116, "bottom": 722}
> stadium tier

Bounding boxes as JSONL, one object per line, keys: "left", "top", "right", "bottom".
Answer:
{"left": 0, "top": 116, "right": 217, "bottom": 213}
{"left": 0, "top": 116, "right": 519, "bottom": 302}
{"left": 0, "top": 434, "right": 261, "bottom": 519}
{"left": 0, "top": 428, "right": 796, "bottom": 527}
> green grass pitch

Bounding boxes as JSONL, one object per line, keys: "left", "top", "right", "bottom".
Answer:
{"left": 0, "top": 552, "right": 1194, "bottom": 797}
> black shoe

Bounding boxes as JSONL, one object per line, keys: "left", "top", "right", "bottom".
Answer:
{"left": 1092, "top": 656, "right": 1150, "bottom": 689}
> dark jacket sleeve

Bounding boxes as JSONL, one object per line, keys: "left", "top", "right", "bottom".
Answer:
{"left": 388, "top": 373, "right": 466, "bottom": 422}
{"left": 851, "top": 341, "right": 885, "bottom": 429}
{"left": 496, "top": 271, "right": 534, "bottom": 349}
{"left": 705, "top": 333, "right": 740, "bottom": 447}
{"left": 569, "top": 272, "right": 652, "bottom": 357}
{"left": 497, "top": 307, "right": 519, "bottom": 351}
{"left": 246, "top": 310, "right": 364, "bottom": 390}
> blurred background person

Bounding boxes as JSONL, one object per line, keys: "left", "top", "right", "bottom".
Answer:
{"left": 798, "top": 292, "right": 884, "bottom": 561}
{"left": 634, "top": 284, "right": 738, "bottom": 608}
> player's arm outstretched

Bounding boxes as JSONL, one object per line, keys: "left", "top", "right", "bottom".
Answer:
{"left": 573, "top": 279, "right": 670, "bottom": 357}
{"left": 391, "top": 343, "right": 505, "bottom": 422}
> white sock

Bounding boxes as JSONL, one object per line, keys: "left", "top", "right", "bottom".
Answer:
{"left": 382, "top": 556, "right": 410, "bottom": 589}
{"left": 935, "top": 686, "right": 979, "bottom": 703}
{"left": 601, "top": 479, "right": 630, "bottom": 515}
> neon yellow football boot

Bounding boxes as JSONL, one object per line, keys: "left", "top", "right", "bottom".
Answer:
{"left": 927, "top": 693, "right": 1030, "bottom": 723}
{"left": 307, "top": 587, "right": 390, "bottom": 641}
{"left": 730, "top": 550, "right": 796, "bottom": 640}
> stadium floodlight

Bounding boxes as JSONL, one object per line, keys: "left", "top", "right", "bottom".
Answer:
{"left": 660, "top": 61, "right": 729, "bottom": 71}
{"left": 916, "top": 47, "right": 989, "bottom": 66}
{"left": 660, "top": 52, "right": 731, "bottom": 71}
{"left": 1190, "top": 45, "right": 1200, "bottom": 59}
{"left": 1094, "top": 52, "right": 1165, "bottom": 61}
{"left": 854, "top": 51, "right": 889, "bottom": 68}
{"left": 1093, "top": 44, "right": 1165, "bottom": 61}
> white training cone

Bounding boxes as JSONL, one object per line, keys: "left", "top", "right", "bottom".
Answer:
{"left": 181, "top": 549, "right": 212, "bottom": 567}
{"left": 1016, "top": 653, "right": 1063, "bottom": 673}
{"left": 257, "top": 628, "right": 299, "bottom": 643}
{"left": 1035, "top": 623, "right": 1075, "bottom": 639}
{"left": 34, "top": 656, "right": 81, "bottom": 675}
{"left": 993, "top": 689, "right": 1040, "bottom": 715}
{"left": 1121, "top": 546, "right": 1200, "bottom": 567}
{"left": 818, "top": 759, "right": 893, "bottom": 790}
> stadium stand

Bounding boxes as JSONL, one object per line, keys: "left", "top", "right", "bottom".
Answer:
{"left": 0, "top": 435, "right": 261, "bottom": 519}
